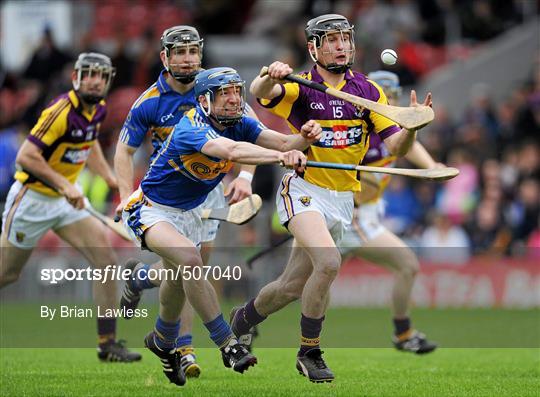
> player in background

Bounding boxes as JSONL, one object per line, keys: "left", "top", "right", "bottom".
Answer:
{"left": 0, "top": 53, "right": 141, "bottom": 362}
{"left": 122, "top": 67, "right": 321, "bottom": 386}
{"left": 231, "top": 14, "right": 432, "bottom": 383}
{"left": 339, "top": 70, "right": 438, "bottom": 354}
{"left": 113, "top": 26, "right": 257, "bottom": 377}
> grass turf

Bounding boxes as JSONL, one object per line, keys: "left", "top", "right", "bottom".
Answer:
{"left": 0, "top": 348, "right": 538, "bottom": 396}
{"left": 1, "top": 303, "right": 539, "bottom": 396}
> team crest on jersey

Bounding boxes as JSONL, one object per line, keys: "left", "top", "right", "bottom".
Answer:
{"left": 15, "top": 231, "right": 25, "bottom": 243}
{"left": 298, "top": 196, "right": 312, "bottom": 207}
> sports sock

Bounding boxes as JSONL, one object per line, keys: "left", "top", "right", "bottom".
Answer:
{"left": 154, "top": 317, "right": 180, "bottom": 350}
{"left": 233, "top": 298, "right": 266, "bottom": 335}
{"left": 204, "top": 314, "right": 234, "bottom": 348}
{"left": 177, "top": 334, "right": 193, "bottom": 350}
{"left": 132, "top": 263, "right": 155, "bottom": 290}
{"left": 393, "top": 317, "right": 411, "bottom": 337}
{"left": 298, "top": 314, "right": 324, "bottom": 356}
{"left": 97, "top": 317, "right": 116, "bottom": 348}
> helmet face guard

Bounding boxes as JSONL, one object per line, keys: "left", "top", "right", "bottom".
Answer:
{"left": 367, "top": 70, "right": 402, "bottom": 102}
{"left": 305, "top": 14, "right": 355, "bottom": 74}
{"left": 194, "top": 68, "right": 245, "bottom": 128}
{"left": 161, "top": 25, "right": 203, "bottom": 84}
{"left": 73, "top": 52, "right": 116, "bottom": 104}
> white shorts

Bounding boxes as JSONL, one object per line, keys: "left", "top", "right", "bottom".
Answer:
{"left": 200, "top": 182, "right": 225, "bottom": 243}
{"left": 339, "top": 199, "right": 387, "bottom": 255}
{"left": 122, "top": 189, "right": 203, "bottom": 249}
{"left": 276, "top": 173, "right": 354, "bottom": 244}
{"left": 1, "top": 181, "right": 90, "bottom": 249}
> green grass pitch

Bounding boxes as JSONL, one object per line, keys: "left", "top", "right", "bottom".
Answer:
{"left": 1, "top": 303, "right": 539, "bottom": 396}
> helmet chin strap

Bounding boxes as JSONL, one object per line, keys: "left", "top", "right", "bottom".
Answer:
{"left": 164, "top": 48, "right": 201, "bottom": 84}
{"left": 79, "top": 92, "right": 103, "bottom": 105}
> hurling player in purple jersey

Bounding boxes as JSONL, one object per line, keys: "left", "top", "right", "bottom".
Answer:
{"left": 340, "top": 70, "right": 441, "bottom": 354}
{"left": 0, "top": 53, "right": 141, "bottom": 362}
{"left": 231, "top": 14, "right": 433, "bottom": 383}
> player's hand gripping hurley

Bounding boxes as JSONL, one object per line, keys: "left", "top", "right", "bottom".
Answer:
{"left": 260, "top": 66, "right": 434, "bottom": 130}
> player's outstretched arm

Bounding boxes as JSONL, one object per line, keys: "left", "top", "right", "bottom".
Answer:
{"left": 87, "top": 141, "right": 118, "bottom": 189}
{"left": 113, "top": 142, "right": 137, "bottom": 215}
{"left": 201, "top": 137, "right": 306, "bottom": 171}
{"left": 255, "top": 120, "right": 322, "bottom": 152}
{"left": 405, "top": 141, "right": 439, "bottom": 169}
{"left": 250, "top": 62, "right": 293, "bottom": 99}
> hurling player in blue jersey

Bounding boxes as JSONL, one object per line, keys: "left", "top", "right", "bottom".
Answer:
{"left": 114, "top": 26, "right": 259, "bottom": 377}
{"left": 122, "top": 67, "right": 321, "bottom": 386}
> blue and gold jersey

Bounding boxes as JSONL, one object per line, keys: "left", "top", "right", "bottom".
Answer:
{"left": 118, "top": 70, "right": 197, "bottom": 160}
{"left": 141, "top": 107, "right": 263, "bottom": 210}
{"left": 257, "top": 66, "right": 400, "bottom": 192}
{"left": 14, "top": 90, "right": 106, "bottom": 196}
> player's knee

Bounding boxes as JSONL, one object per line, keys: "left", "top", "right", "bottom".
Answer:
{"left": 0, "top": 268, "right": 21, "bottom": 287}
{"left": 315, "top": 252, "right": 341, "bottom": 280}
{"left": 182, "top": 254, "right": 203, "bottom": 269}
{"left": 398, "top": 252, "right": 419, "bottom": 279}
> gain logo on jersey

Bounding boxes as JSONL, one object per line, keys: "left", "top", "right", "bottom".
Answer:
{"left": 298, "top": 196, "right": 312, "bottom": 207}
{"left": 316, "top": 125, "right": 364, "bottom": 149}
{"left": 61, "top": 146, "right": 92, "bottom": 164}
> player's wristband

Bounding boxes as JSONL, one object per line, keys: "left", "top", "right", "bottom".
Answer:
{"left": 238, "top": 170, "right": 254, "bottom": 183}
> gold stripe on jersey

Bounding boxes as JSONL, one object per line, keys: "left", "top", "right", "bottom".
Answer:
{"left": 180, "top": 152, "right": 233, "bottom": 181}
{"left": 132, "top": 85, "right": 159, "bottom": 109}
{"left": 152, "top": 126, "right": 175, "bottom": 141}
{"left": 30, "top": 99, "right": 70, "bottom": 143}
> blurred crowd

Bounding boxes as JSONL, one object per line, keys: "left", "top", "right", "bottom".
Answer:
{"left": 0, "top": 0, "right": 538, "bottom": 261}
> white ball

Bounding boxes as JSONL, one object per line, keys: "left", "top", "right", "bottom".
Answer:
{"left": 381, "top": 49, "right": 398, "bottom": 65}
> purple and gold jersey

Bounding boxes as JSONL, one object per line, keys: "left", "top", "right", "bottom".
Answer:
{"left": 360, "top": 131, "right": 397, "bottom": 201}
{"left": 14, "top": 90, "right": 106, "bottom": 196}
{"left": 140, "top": 107, "right": 263, "bottom": 210}
{"left": 257, "top": 66, "right": 400, "bottom": 192}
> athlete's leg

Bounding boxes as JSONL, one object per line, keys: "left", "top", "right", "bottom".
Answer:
{"left": 253, "top": 240, "right": 312, "bottom": 315}
{"left": 288, "top": 212, "right": 341, "bottom": 319}
{"left": 55, "top": 216, "right": 141, "bottom": 362}
{"left": 0, "top": 235, "right": 33, "bottom": 288}
{"left": 55, "top": 217, "right": 118, "bottom": 310}
{"left": 354, "top": 230, "right": 418, "bottom": 318}
{"left": 350, "top": 229, "right": 437, "bottom": 353}
{"left": 144, "top": 222, "right": 256, "bottom": 375}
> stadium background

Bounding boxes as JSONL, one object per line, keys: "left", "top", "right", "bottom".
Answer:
{"left": 0, "top": 1, "right": 538, "bottom": 396}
